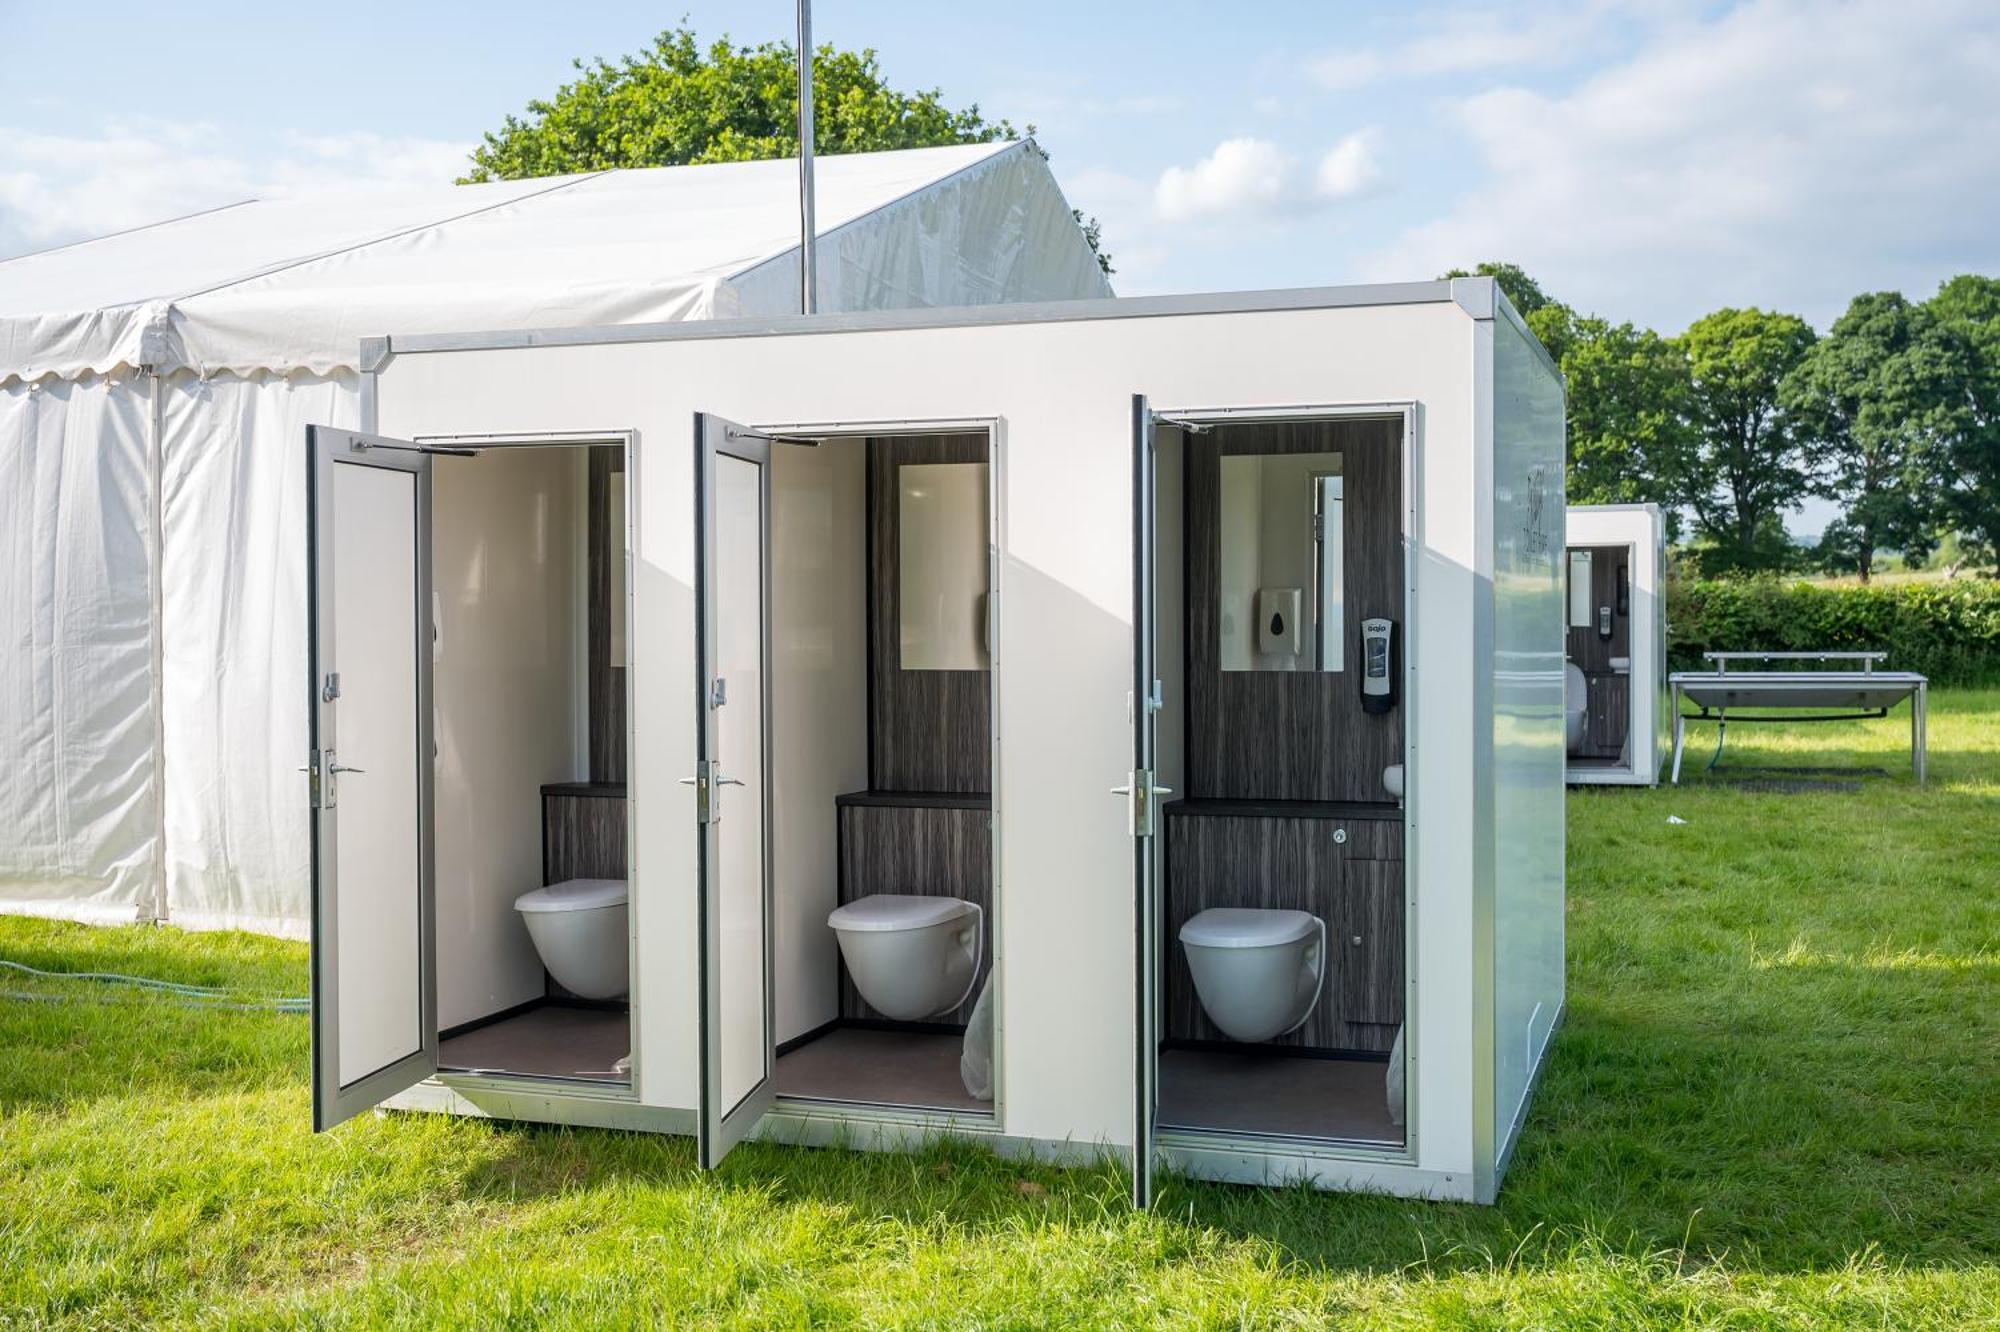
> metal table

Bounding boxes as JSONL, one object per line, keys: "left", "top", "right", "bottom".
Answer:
{"left": 1668, "top": 652, "right": 1928, "bottom": 785}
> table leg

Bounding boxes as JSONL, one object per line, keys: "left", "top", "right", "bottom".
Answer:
{"left": 1915, "top": 683, "right": 1927, "bottom": 786}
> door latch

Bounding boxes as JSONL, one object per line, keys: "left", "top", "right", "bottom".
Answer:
{"left": 1110, "top": 767, "right": 1173, "bottom": 837}
{"left": 679, "top": 758, "right": 745, "bottom": 824}
{"left": 301, "top": 748, "right": 345, "bottom": 809}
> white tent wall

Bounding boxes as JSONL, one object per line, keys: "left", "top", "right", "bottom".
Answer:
{"left": 1, "top": 142, "right": 1108, "bottom": 936}
{"left": 728, "top": 142, "right": 1112, "bottom": 315}
{"left": 160, "top": 371, "right": 360, "bottom": 935}
{"left": 0, "top": 374, "right": 158, "bottom": 922}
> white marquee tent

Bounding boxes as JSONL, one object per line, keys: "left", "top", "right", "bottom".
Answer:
{"left": 0, "top": 140, "right": 1110, "bottom": 936}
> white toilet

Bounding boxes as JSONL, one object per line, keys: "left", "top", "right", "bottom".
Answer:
{"left": 1564, "top": 660, "right": 1589, "bottom": 755}
{"left": 828, "top": 893, "right": 982, "bottom": 1022}
{"left": 1180, "top": 907, "right": 1328, "bottom": 1044}
{"left": 514, "top": 878, "right": 629, "bottom": 1000}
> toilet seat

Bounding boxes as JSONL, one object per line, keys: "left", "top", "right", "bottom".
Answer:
{"left": 827, "top": 893, "right": 974, "bottom": 932}
{"left": 515, "top": 878, "right": 627, "bottom": 913}
{"left": 1179, "top": 907, "right": 1317, "bottom": 949}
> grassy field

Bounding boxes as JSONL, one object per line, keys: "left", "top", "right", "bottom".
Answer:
{"left": 2, "top": 694, "right": 1996, "bottom": 1328}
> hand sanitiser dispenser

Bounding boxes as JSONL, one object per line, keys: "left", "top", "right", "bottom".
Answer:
{"left": 1361, "top": 616, "right": 1396, "bottom": 714}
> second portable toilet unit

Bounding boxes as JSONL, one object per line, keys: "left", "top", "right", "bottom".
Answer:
{"left": 1563, "top": 503, "right": 1668, "bottom": 786}
{"left": 300, "top": 278, "right": 1567, "bottom": 1205}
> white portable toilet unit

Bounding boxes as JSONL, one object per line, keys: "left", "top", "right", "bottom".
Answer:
{"left": 1562, "top": 503, "right": 1668, "bottom": 786}
{"left": 303, "top": 278, "right": 1567, "bottom": 1205}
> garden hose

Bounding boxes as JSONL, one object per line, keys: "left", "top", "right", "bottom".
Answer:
{"left": 0, "top": 958, "right": 308, "bottom": 1012}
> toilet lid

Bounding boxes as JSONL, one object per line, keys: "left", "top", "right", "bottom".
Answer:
{"left": 828, "top": 893, "right": 974, "bottom": 932}
{"left": 1179, "top": 907, "right": 1318, "bottom": 949}
{"left": 515, "top": 878, "right": 628, "bottom": 914}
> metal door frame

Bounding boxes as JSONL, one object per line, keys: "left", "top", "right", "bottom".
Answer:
{"left": 306, "top": 425, "right": 438, "bottom": 1131}
{"left": 693, "top": 412, "right": 779, "bottom": 1167}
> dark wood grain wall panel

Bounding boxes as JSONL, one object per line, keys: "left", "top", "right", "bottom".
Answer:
{"left": 588, "top": 446, "right": 627, "bottom": 784}
{"left": 1336, "top": 860, "right": 1404, "bottom": 1026}
{"left": 1583, "top": 675, "right": 1632, "bottom": 758}
{"left": 1568, "top": 543, "right": 1633, "bottom": 758}
{"left": 1164, "top": 811, "right": 1404, "bottom": 1053}
{"left": 1566, "top": 543, "right": 1631, "bottom": 673}
{"left": 1185, "top": 418, "right": 1404, "bottom": 803}
{"left": 543, "top": 789, "right": 628, "bottom": 882}
{"left": 836, "top": 797, "right": 992, "bottom": 1024}
{"left": 866, "top": 434, "right": 991, "bottom": 793}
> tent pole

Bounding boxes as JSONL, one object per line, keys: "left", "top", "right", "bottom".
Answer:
{"left": 796, "top": 0, "right": 817, "bottom": 315}
{"left": 143, "top": 367, "right": 169, "bottom": 924}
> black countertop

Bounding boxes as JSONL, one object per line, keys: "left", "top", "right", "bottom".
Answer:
{"left": 835, "top": 789, "right": 991, "bottom": 811}
{"left": 541, "top": 782, "right": 628, "bottom": 798}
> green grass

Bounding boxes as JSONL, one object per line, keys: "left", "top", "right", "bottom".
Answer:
{"left": 3, "top": 695, "right": 1998, "bottom": 1328}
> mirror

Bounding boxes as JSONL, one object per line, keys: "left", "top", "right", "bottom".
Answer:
{"left": 1568, "top": 550, "right": 1593, "bottom": 628}
{"left": 899, "top": 461, "right": 989, "bottom": 671}
{"left": 1219, "top": 451, "right": 1344, "bottom": 672}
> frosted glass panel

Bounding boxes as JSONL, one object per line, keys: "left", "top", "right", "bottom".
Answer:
{"left": 1218, "top": 451, "right": 1344, "bottom": 672}
{"left": 899, "top": 462, "right": 989, "bottom": 671}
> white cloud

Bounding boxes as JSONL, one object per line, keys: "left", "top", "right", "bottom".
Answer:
{"left": 1307, "top": 3, "right": 1623, "bottom": 91}
{"left": 1315, "top": 130, "right": 1382, "bottom": 200}
{"left": 1155, "top": 137, "right": 1295, "bottom": 221}
{"left": 0, "top": 121, "right": 473, "bottom": 259}
{"left": 1153, "top": 131, "right": 1385, "bottom": 222}
{"left": 1359, "top": 0, "right": 2000, "bottom": 330}
{"left": 1305, "top": 51, "right": 1387, "bottom": 92}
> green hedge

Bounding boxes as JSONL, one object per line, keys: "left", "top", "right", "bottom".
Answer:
{"left": 1666, "top": 578, "right": 2000, "bottom": 686}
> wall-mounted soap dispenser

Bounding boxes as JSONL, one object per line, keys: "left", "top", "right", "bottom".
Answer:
{"left": 1361, "top": 616, "right": 1397, "bottom": 714}
{"left": 1256, "top": 587, "right": 1301, "bottom": 658}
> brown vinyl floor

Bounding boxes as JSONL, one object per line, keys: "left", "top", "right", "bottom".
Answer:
{"left": 775, "top": 1027, "right": 990, "bottom": 1114}
{"left": 438, "top": 1005, "right": 630, "bottom": 1083}
{"left": 1158, "top": 1048, "right": 1402, "bottom": 1145}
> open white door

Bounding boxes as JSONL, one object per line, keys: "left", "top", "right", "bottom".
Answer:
{"left": 1126, "top": 396, "right": 1166, "bottom": 1208}
{"left": 306, "top": 425, "right": 438, "bottom": 1131}
{"left": 693, "top": 412, "right": 777, "bottom": 1168}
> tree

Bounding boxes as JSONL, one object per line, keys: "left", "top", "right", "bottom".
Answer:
{"left": 1927, "top": 275, "right": 2000, "bottom": 572}
{"left": 462, "top": 27, "right": 1110, "bottom": 273}
{"left": 1676, "top": 308, "right": 1818, "bottom": 573}
{"left": 1781, "top": 292, "right": 1961, "bottom": 580}
{"left": 1559, "top": 314, "right": 1696, "bottom": 533}
{"left": 1441, "top": 264, "right": 1692, "bottom": 529}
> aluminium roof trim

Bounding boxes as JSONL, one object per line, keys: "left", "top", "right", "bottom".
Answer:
{"left": 376, "top": 279, "right": 1463, "bottom": 359}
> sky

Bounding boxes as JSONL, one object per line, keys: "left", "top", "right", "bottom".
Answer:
{"left": 3, "top": 0, "right": 1996, "bottom": 339}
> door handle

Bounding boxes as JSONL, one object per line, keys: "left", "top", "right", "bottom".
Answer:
{"left": 330, "top": 764, "right": 365, "bottom": 775}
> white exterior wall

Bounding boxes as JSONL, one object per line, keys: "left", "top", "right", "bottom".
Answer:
{"left": 372, "top": 286, "right": 1559, "bottom": 1195}
{"left": 1487, "top": 306, "right": 1568, "bottom": 1194}
{"left": 1564, "top": 504, "right": 1668, "bottom": 786}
